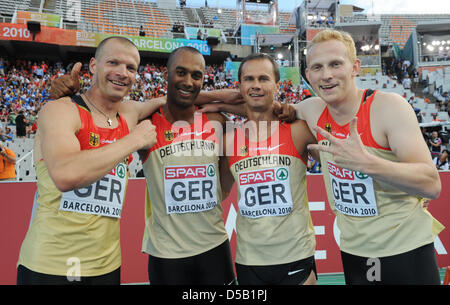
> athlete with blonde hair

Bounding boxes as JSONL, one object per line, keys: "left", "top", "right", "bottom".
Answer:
{"left": 297, "top": 29, "right": 444, "bottom": 284}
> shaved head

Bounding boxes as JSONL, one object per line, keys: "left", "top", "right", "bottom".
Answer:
{"left": 166, "top": 46, "right": 204, "bottom": 71}
{"left": 95, "top": 36, "right": 139, "bottom": 62}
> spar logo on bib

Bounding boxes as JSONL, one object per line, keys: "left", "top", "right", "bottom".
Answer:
{"left": 164, "top": 164, "right": 218, "bottom": 214}
{"left": 112, "top": 163, "right": 127, "bottom": 179}
{"left": 207, "top": 164, "right": 215, "bottom": 177}
{"left": 238, "top": 167, "right": 293, "bottom": 218}
{"left": 327, "top": 161, "right": 378, "bottom": 217}
{"left": 355, "top": 171, "right": 369, "bottom": 179}
{"left": 276, "top": 168, "right": 288, "bottom": 180}
{"left": 165, "top": 165, "right": 207, "bottom": 179}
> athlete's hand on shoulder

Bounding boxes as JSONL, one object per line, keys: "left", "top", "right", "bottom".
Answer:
{"left": 197, "top": 101, "right": 247, "bottom": 117}
{"left": 222, "top": 89, "right": 244, "bottom": 104}
{"left": 208, "top": 89, "right": 243, "bottom": 104}
{"left": 50, "top": 62, "right": 82, "bottom": 99}
{"left": 195, "top": 89, "right": 243, "bottom": 106}
{"left": 197, "top": 102, "right": 223, "bottom": 113}
{"left": 130, "top": 119, "right": 157, "bottom": 150}
{"left": 273, "top": 101, "right": 296, "bottom": 123}
{"left": 307, "top": 117, "right": 374, "bottom": 173}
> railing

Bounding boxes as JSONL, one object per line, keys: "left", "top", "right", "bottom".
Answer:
{"left": 10, "top": 16, "right": 62, "bottom": 28}
{"left": 419, "top": 55, "right": 450, "bottom": 65}
{"left": 191, "top": 7, "right": 202, "bottom": 28}
{"left": 15, "top": 149, "right": 36, "bottom": 181}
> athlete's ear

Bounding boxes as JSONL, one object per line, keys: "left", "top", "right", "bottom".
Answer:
{"left": 352, "top": 58, "right": 361, "bottom": 77}
{"left": 89, "top": 57, "right": 96, "bottom": 76}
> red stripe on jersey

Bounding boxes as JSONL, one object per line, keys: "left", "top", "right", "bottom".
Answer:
{"left": 141, "top": 108, "right": 219, "bottom": 164}
{"left": 316, "top": 89, "right": 391, "bottom": 151}
{"left": 75, "top": 104, "right": 130, "bottom": 150}
{"left": 228, "top": 121, "right": 305, "bottom": 166}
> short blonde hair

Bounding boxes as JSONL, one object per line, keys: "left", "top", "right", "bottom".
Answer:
{"left": 306, "top": 29, "right": 357, "bottom": 64}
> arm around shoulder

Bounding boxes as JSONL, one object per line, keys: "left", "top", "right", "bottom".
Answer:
{"left": 39, "top": 98, "right": 154, "bottom": 192}
{"left": 195, "top": 89, "right": 242, "bottom": 105}
{"left": 219, "top": 129, "right": 236, "bottom": 199}
{"left": 292, "top": 97, "right": 325, "bottom": 137}
{"left": 290, "top": 119, "right": 318, "bottom": 162}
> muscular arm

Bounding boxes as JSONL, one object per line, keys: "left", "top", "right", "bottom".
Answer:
{"left": 121, "top": 97, "right": 166, "bottom": 123}
{"left": 219, "top": 155, "right": 235, "bottom": 200}
{"left": 290, "top": 119, "right": 318, "bottom": 162}
{"left": 292, "top": 101, "right": 306, "bottom": 121}
{"left": 365, "top": 93, "right": 441, "bottom": 199}
{"left": 195, "top": 89, "right": 243, "bottom": 105}
{"left": 292, "top": 97, "right": 325, "bottom": 135}
{"left": 219, "top": 129, "right": 236, "bottom": 200}
{"left": 194, "top": 89, "right": 246, "bottom": 116}
{"left": 198, "top": 102, "right": 247, "bottom": 116}
{"left": 309, "top": 93, "right": 441, "bottom": 199}
{"left": 203, "top": 111, "right": 236, "bottom": 200}
{"left": 123, "top": 90, "right": 242, "bottom": 122}
{"left": 39, "top": 98, "right": 155, "bottom": 192}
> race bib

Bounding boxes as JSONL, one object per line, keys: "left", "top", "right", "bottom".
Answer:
{"left": 238, "top": 167, "right": 293, "bottom": 218}
{"left": 164, "top": 163, "right": 218, "bottom": 214}
{"left": 327, "top": 161, "right": 378, "bottom": 217}
{"left": 59, "top": 163, "right": 127, "bottom": 218}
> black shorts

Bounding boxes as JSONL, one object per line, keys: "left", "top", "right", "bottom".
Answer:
{"left": 16, "top": 127, "right": 26, "bottom": 137}
{"left": 341, "top": 243, "right": 441, "bottom": 285}
{"left": 148, "top": 240, "right": 236, "bottom": 285}
{"left": 17, "top": 265, "right": 121, "bottom": 285}
{"left": 235, "top": 256, "right": 317, "bottom": 285}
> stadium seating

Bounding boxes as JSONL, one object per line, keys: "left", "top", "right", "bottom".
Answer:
{"left": 0, "top": 0, "right": 31, "bottom": 17}
{"left": 387, "top": 16, "right": 416, "bottom": 48}
{"left": 200, "top": 7, "right": 238, "bottom": 31}
{"left": 279, "top": 12, "right": 297, "bottom": 33}
{"left": 357, "top": 71, "right": 449, "bottom": 123}
{"left": 366, "top": 13, "right": 450, "bottom": 47}
{"left": 59, "top": 0, "right": 192, "bottom": 38}
{"left": 3, "top": 133, "right": 36, "bottom": 181}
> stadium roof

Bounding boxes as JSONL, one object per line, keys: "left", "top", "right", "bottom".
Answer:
{"left": 244, "top": 0, "right": 273, "bottom": 4}
{"left": 306, "top": 0, "right": 335, "bottom": 10}
{"left": 305, "top": 0, "right": 363, "bottom": 12}
{"left": 335, "top": 22, "right": 381, "bottom": 37}
{"left": 302, "top": 0, "right": 364, "bottom": 13}
{"left": 416, "top": 21, "right": 450, "bottom": 34}
{"left": 256, "top": 33, "right": 296, "bottom": 46}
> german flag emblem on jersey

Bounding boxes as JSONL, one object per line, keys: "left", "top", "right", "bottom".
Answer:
{"left": 89, "top": 132, "right": 100, "bottom": 147}
{"left": 164, "top": 130, "right": 174, "bottom": 142}
{"left": 240, "top": 145, "right": 248, "bottom": 156}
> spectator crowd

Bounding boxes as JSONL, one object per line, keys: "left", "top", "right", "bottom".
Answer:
{"left": 383, "top": 56, "right": 449, "bottom": 114}
{"left": 0, "top": 57, "right": 313, "bottom": 139}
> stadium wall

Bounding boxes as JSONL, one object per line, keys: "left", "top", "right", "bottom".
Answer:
{"left": 1, "top": 173, "right": 449, "bottom": 284}
{"left": 418, "top": 65, "right": 450, "bottom": 76}
{"left": 212, "top": 43, "right": 253, "bottom": 59}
